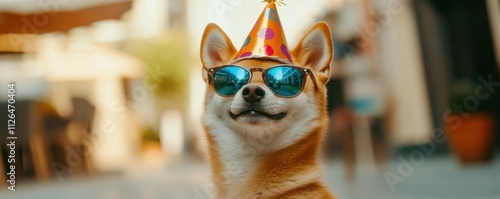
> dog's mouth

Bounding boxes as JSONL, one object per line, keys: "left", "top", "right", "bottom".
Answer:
{"left": 229, "top": 110, "right": 287, "bottom": 121}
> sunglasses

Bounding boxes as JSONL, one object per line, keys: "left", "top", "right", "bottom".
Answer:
{"left": 206, "top": 65, "right": 318, "bottom": 97}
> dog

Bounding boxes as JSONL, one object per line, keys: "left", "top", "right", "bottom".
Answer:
{"left": 200, "top": 21, "right": 336, "bottom": 199}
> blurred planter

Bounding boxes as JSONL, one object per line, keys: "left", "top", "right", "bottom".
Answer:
{"left": 140, "top": 127, "right": 166, "bottom": 167}
{"left": 446, "top": 77, "right": 495, "bottom": 164}
{"left": 445, "top": 113, "right": 494, "bottom": 164}
{"left": 141, "top": 126, "right": 161, "bottom": 149}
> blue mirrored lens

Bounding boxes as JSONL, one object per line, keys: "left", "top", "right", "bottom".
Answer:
{"left": 213, "top": 66, "right": 250, "bottom": 96}
{"left": 265, "top": 66, "right": 304, "bottom": 97}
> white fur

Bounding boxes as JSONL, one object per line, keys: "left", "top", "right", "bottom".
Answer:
{"left": 203, "top": 82, "right": 320, "bottom": 195}
{"left": 237, "top": 167, "right": 321, "bottom": 199}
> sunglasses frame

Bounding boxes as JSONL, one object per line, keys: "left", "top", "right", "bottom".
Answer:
{"left": 206, "top": 64, "right": 318, "bottom": 98}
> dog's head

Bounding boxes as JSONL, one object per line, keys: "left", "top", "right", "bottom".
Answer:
{"left": 200, "top": 22, "right": 333, "bottom": 152}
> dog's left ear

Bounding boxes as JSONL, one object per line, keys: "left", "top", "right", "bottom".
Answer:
{"left": 291, "top": 22, "right": 333, "bottom": 84}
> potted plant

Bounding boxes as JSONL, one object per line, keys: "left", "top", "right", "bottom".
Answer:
{"left": 445, "top": 77, "right": 495, "bottom": 164}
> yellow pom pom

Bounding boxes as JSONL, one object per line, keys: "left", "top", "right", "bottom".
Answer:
{"left": 262, "top": 0, "right": 286, "bottom": 6}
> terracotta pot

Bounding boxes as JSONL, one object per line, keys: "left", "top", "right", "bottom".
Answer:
{"left": 445, "top": 113, "right": 495, "bottom": 164}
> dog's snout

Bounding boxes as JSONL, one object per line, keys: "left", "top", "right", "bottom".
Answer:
{"left": 242, "top": 85, "right": 265, "bottom": 103}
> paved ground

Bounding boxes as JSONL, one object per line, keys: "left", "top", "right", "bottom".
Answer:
{"left": 1, "top": 154, "right": 499, "bottom": 199}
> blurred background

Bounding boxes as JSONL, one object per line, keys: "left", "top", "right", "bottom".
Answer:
{"left": 0, "top": 0, "right": 499, "bottom": 198}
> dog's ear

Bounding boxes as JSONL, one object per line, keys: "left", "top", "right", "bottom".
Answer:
{"left": 200, "top": 23, "right": 237, "bottom": 81}
{"left": 291, "top": 22, "right": 333, "bottom": 84}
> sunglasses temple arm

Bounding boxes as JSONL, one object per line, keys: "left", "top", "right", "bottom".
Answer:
{"left": 206, "top": 69, "right": 212, "bottom": 85}
{"left": 307, "top": 70, "right": 319, "bottom": 90}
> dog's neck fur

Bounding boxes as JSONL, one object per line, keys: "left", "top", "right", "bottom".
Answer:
{"left": 205, "top": 126, "right": 326, "bottom": 198}
{"left": 203, "top": 92, "right": 329, "bottom": 198}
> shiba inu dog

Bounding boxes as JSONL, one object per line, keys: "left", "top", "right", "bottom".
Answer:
{"left": 199, "top": 20, "right": 335, "bottom": 198}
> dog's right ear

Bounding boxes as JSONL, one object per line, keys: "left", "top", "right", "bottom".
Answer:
{"left": 200, "top": 23, "right": 237, "bottom": 81}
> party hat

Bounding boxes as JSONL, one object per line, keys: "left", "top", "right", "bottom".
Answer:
{"left": 234, "top": 0, "right": 293, "bottom": 64}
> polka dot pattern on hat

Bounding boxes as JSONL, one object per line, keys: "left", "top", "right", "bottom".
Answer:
{"left": 242, "top": 36, "right": 251, "bottom": 48}
{"left": 281, "top": 44, "right": 292, "bottom": 62}
{"left": 240, "top": 52, "right": 252, "bottom": 58}
{"left": 258, "top": 28, "right": 275, "bottom": 40}
{"left": 267, "top": 8, "right": 278, "bottom": 22}
{"left": 264, "top": 45, "right": 274, "bottom": 55}
{"left": 235, "top": 2, "right": 293, "bottom": 63}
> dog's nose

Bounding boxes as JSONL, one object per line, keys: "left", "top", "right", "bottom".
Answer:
{"left": 242, "top": 85, "right": 265, "bottom": 103}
